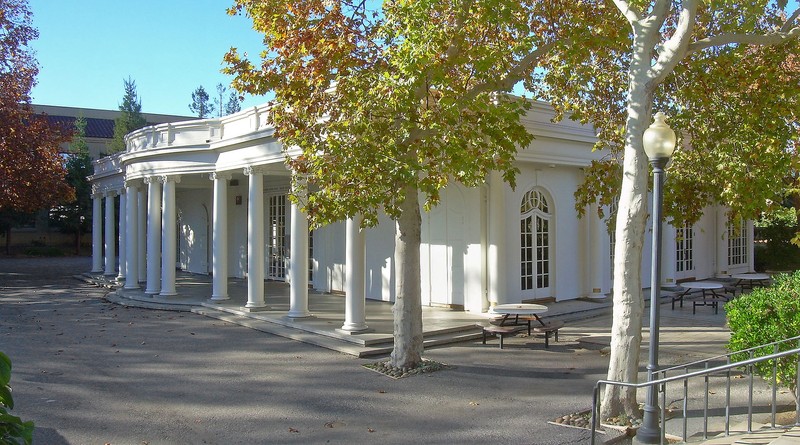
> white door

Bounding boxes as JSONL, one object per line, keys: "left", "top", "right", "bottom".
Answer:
{"left": 266, "top": 194, "right": 288, "bottom": 280}
{"left": 520, "top": 188, "right": 552, "bottom": 299}
{"left": 425, "top": 187, "right": 466, "bottom": 307}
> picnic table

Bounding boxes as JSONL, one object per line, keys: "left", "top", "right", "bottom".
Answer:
{"left": 483, "top": 304, "right": 563, "bottom": 348}
{"left": 732, "top": 273, "right": 771, "bottom": 290}
{"left": 672, "top": 281, "right": 731, "bottom": 314}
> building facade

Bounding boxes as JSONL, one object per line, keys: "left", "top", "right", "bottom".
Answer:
{"left": 88, "top": 101, "right": 754, "bottom": 322}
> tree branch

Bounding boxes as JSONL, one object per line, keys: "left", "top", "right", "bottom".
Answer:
{"left": 613, "top": 0, "right": 642, "bottom": 24}
{"left": 650, "top": 0, "right": 672, "bottom": 28}
{"left": 462, "top": 41, "right": 558, "bottom": 101}
{"left": 781, "top": 8, "right": 799, "bottom": 33}
{"left": 649, "top": 0, "right": 698, "bottom": 85}
{"left": 686, "top": 26, "right": 800, "bottom": 55}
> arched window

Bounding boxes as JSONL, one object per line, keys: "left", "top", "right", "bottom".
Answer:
{"left": 520, "top": 188, "right": 551, "bottom": 293}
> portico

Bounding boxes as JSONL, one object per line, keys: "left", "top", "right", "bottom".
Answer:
{"left": 87, "top": 99, "right": 754, "bottom": 331}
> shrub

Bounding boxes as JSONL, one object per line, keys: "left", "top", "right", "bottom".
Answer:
{"left": 727, "top": 272, "right": 800, "bottom": 397}
{"left": 0, "top": 352, "right": 34, "bottom": 444}
{"left": 754, "top": 208, "right": 800, "bottom": 272}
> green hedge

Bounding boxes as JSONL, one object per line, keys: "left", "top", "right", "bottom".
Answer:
{"left": 727, "top": 272, "right": 800, "bottom": 396}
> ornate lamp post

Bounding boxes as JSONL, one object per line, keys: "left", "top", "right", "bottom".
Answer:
{"left": 637, "top": 112, "right": 677, "bottom": 444}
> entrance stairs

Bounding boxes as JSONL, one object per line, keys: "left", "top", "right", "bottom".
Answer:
{"left": 193, "top": 305, "right": 485, "bottom": 358}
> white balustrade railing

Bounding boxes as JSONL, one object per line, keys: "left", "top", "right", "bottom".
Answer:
{"left": 123, "top": 104, "right": 272, "bottom": 154}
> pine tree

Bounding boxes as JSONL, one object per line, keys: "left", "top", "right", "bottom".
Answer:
{"left": 52, "top": 116, "right": 93, "bottom": 254}
{"left": 214, "top": 83, "right": 226, "bottom": 117}
{"left": 189, "top": 85, "right": 215, "bottom": 118}
{"left": 110, "top": 77, "right": 147, "bottom": 153}
{"left": 224, "top": 91, "right": 241, "bottom": 115}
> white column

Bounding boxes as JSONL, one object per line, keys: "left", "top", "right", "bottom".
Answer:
{"left": 209, "top": 172, "right": 231, "bottom": 301}
{"left": 144, "top": 177, "right": 162, "bottom": 295}
{"left": 588, "top": 204, "right": 607, "bottom": 298}
{"left": 160, "top": 175, "right": 180, "bottom": 297}
{"left": 91, "top": 191, "right": 103, "bottom": 273}
{"left": 661, "top": 219, "right": 677, "bottom": 286}
{"left": 244, "top": 166, "right": 266, "bottom": 311}
{"left": 124, "top": 181, "right": 139, "bottom": 289}
{"left": 487, "top": 171, "right": 506, "bottom": 308}
{"left": 116, "top": 189, "right": 127, "bottom": 281}
{"left": 341, "top": 216, "right": 369, "bottom": 332}
{"left": 715, "top": 207, "right": 729, "bottom": 276}
{"left": 104, "top": 190, "right": 117, "bottom": 276}
{"left": 288, "top": 196, "right": 312, "bottom": 318}
{"left": 137, "top": 188, "right": 147, "bottom": 282}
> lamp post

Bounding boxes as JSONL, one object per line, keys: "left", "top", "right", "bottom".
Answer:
{"left": 637, "top": 112, "right": 677, "bottom": 444}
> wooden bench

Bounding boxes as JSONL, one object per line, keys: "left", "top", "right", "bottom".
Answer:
{"left": 481, "top": 324, "right": 524, "bottom": 349}
{"left": 531, "top": 320, "right": 565, "bottom": 348}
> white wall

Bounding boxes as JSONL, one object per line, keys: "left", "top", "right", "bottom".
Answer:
{"left": 177, "top": 189, "right": 211, "bottom": 275}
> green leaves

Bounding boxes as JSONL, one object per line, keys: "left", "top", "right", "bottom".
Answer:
{"left": 0, "top": 352, "right": 34, "bottom": 445}
{"left": 727, "top": 273, "right": 800, "bottom": 394}
{"left": 228, "top": 0, "right": 563, "bottom": 227}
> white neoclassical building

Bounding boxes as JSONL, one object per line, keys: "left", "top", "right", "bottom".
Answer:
{"left": 88, "top": 100, "right": 754, "bottom": 327}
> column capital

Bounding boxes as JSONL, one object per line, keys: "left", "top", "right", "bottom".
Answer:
{"left": 104, "top": 190, "right": 118, "bottom": 198}
{"left": 209, "top": 172, "right": 232, "bottom": 181}
{"left": 143, "top": 176, "right": 159, "bottom": 185}
{"left": 159, "top": 175, "right": 182, "bottom": 184}
{"left": 124, "top": 178, "right": 143, "bottom": 189}
{"left": 243, "top": 165, "right": 266, "bottom": 176}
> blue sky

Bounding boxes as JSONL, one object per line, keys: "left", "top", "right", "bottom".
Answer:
{"left": 29, "top": 0, "right": 269, "bottom": 117}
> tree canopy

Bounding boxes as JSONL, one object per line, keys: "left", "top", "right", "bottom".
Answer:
{"left": 226, "top": 0, "right": 800, "bottom": 418}
{"left": 0, "top": 0, "right": 73, "bottom": 213}
{"left": 225, "top": 0, "right": 591, "bottom": 368}
{"left": 529, "top": 0, "right": 799, "bottom": 419}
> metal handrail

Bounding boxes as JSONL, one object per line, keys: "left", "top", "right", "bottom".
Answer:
{"left": 590, "top": 338, "right": 800, "bottom": 445}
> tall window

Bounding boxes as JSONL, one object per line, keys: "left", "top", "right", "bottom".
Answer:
{"left": 268, "top": 194, "right": 287, "bottom": 279}
{"left": 676, "top": 222, "right": 694, "bottom": 273}
{"left": 520, "top": 189, "right": 551, "bottom": 291}
{"left": 728, "top": 216, "right": 748, "bottom": 266}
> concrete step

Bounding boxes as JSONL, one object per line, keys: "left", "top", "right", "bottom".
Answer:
{"left": 193, "top": 306, "right": 485, "bottom": 358}
{"left": 696, "top": 423, "right": 800, "bottom": 445}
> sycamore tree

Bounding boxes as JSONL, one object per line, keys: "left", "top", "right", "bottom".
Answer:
{"left": 0, "top": 0, "right": 73, "bottom": 213}
{"left": 224, "top": 0, "right": 594, "bottom": 369}
{"left": 533, "top": 0, "right": 800, "bottom": 418}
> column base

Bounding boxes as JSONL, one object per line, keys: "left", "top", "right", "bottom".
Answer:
{"left": 241, "top": 305, "right": 268, "bottom": 312}
{"left": 123, "top": 284, "right": 140, "bottom": 290}
{"left": 337, "top": 324, "right": 372, "bottom": 334}
{"left": 91, "top": 268, "right": 103, "bottom": 274}
{"left": 285, "top": 311, "right": 314, "bottom": 319}
{"left": 144, "top": 289, "right": 160, "bottom": 295}
{"left": 209, "top": 295, "right": 230, "bottom": 302}
{"left": 158, "top": 292, "right": 177, "bottom": 298}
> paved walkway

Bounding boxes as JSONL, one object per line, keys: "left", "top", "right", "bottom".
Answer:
{"left": 83, "top": 266, "right": 733, "bottom": 364}
{"left": 0, "top": 257, "right": 784, "bottom": 445}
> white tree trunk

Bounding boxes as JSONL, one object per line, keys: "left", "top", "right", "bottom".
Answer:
{"left": 391, "top": 184, "right": 424, "bottom": 368}
{"left": 600, "top": 33, "right": 657, "bottom": 418}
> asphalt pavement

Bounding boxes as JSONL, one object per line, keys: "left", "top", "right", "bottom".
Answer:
{"left": 0, "top": 256, "right": 785, "bottom": 445}
{"left": 1, "top": 256, "right": 616, "bottom": 445}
